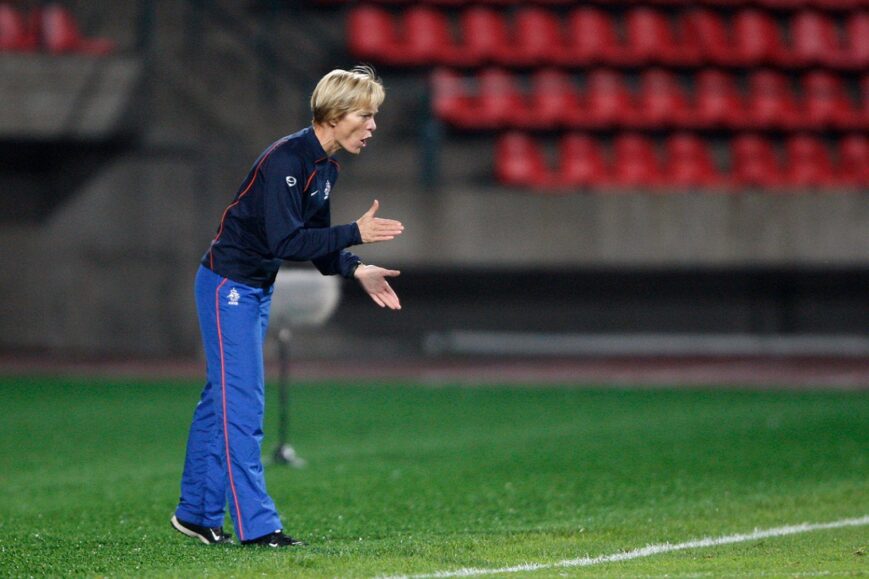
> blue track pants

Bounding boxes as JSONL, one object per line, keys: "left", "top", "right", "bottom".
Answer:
{"left": 175, "top": 265, "right": 282, "bottom": 542}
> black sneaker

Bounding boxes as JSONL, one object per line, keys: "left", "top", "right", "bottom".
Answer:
{"left": 171, "top": 515, "right": 234, "bottom": 545}
{"left": 241, "top": 530, "right": 306, "bottom": 547}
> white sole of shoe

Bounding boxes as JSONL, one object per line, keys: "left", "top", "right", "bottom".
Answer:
{"left": 171, "top": 515, "right": 212, "bottom": 545}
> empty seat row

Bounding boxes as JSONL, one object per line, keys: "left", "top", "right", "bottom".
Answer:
{"left": 434, "top": 68, "right": 869, "bottom": 131}
{"left": 348, "top": 6, "right": 869, "bottom": 69}
{"left": 328, "top": 0, "right": 867, "bottom": 9}
{"left": 0, "top": 3, "right": 114, "bottom": 54}
{"left": 496, "top": 132, "right": 869, "bottom": 189}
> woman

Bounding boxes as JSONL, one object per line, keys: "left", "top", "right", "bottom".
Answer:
{"left": 171, "top": 65, "right": 403, "bottom": 547}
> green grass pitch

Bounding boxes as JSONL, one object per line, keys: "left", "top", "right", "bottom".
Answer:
{"left": 0, "top": 377, "right": 866, "bottom": 577}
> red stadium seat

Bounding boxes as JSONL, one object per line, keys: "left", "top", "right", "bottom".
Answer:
{"left": 612, "top": 133, "right": 662, "bottom": 187}
{"left": 0, "top": 4, "right": 37, "bottom": 51}
{"left": 623, "top": 8, "right": 679, "bottom": 65}
{"left": 495, "top": 132, "right": 551, "bottom": 188}
{"left": 401, "top": 6, "right": 456, "bottom": 65}
{"left": 843, "top": 12, "right": 869, "bottom": 69}
{"left": 431, "top": 69, "right": 474, "bottom": 126}
{"left": 512, "top": 7, "right": 564, "bottom": 66}
{"left": 458, "top": 6, "right": 512, "bottom": 66}
{"left": 731, "top": 135, "right": 783, "bottom": 188}
{"left": 744, "top": 70, "right": 800, "bottom": 129}
{"left": 558, "top": 133, "right": 608, "bottom": 188}
{"left": 731, "top": 9, "right": 789, "bottom": 66}
{"left": 694, "top": 69, "right": 744, "bottom": 129}
{"left": 475, "top": 68, "right": 526, "bottom": 129}
{"left": 564, "top": 8, "right": 620, "bottom": 66}
{"left": 839, "top": 135, "right": 869, "bottom": 187}
{"left": 679, "top": 10, "right": 731, "bottom": 66}
{"left": 635, "top": 68, "right": 689, "bottom": 128}
{"left": 802, "top": 72, "right": 855, "bottom": 129}
{"left": 663, "top": 133, "right": 722, "bottom": 188}
{"left": 583, "top": 69, "right": 634, "bottom": 128}
{"left": 41, "top": 3, "right": 114, "bottom": 55}
{"left": 783, "top": 135, "right": 836, "bottom": 188}
{"left": 347, "top": 6, "right": 398, "bottom": 63}
{"left": 528, "top": 68, "right": 581, "bottom": 129}
{"left": 790, "top": 11, "right": 842, "bottom": 67}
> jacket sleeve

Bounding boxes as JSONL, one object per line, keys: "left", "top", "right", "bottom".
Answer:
{"left": 262, "top": 152, "right": 362, "bottom": 263}
{"left": 307, "top": 189, "right": 363, "bottom": 278}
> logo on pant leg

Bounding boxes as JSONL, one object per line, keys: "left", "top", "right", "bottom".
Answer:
{"left": 227, "top": 288, "right": 240, "bottom": 306}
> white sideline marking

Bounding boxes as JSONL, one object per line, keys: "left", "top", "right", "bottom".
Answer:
{"left": 381, "top": 515, "right": 869, "bottom": 579}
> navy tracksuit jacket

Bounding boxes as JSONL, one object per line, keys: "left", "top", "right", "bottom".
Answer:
{"left": 176, "top": 127, "right": 361, "bottom": 541}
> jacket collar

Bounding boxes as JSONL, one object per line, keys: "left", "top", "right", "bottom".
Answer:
{"left": 302, "top": 126, "right": 330, "bottom": 163}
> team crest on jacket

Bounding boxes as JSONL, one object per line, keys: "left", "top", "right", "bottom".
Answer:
{"left": 285, "top": 176, "right": 297, "bottom": 188}
{"left": 324, "top": 180, "right": 331, "bottom": 199}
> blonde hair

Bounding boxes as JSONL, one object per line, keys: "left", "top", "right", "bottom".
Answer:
{"left": 311, "top": 65, "right": 385, "bottom": 125}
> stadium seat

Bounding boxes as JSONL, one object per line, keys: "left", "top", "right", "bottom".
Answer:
{"left": 582, "top": 69, "right": 634, "bottom": 128}
{"left": 495, "top": 132, "right": 551, "bottom": 188}
{"left": 612, "top": 133, "right": 662, "bottom": 187}
{"left": 744, "top": 70, "right": 800, "bottom": 129}
{"left": 41, "top": 3, "right": 114, "bottom": 55}
{"left": 512, "top": 7, "right": 564, "bottom": 66}
{"left": 528, "top": 68, "right": 581, "bottom": 129}
{"left": 801, "top": 71, "right": 855, "bottom": 129}
{"left": 347, "top": 6, "right": 398, "bottom": 63}
{"left": 783, "top": 135, "right": 836, "bottom": 188}
{"left": 0, "top": 4, "right": 37, "bottom": 51}
{"left": 475, "top": 68, "right": 526, "bottom": 129}
{"left": 458, "top": 6, "right": 512, "bottom": 66}
{"left": 663, "top": 133, "right": 722, "bottom": 188}
{"left": 843, "top": 11, "right": 869, "bottom": 69}
{"left": 839, "top": 134, "right": 869, "bottom": 187}
{"left": 731, "top": 134, "right": 783, "bottom": 188}
{"left": 623, "top": 8, "right": 680, "bottom": 65}
{"left": 694, "top": 69, "right": 744, "bottom": 129}
{"left": 731, "top": 9, "right": 790, "bottom": 66}
{"left": 558, "top": 133, "right": 608, "bottom": 188}
{"left": 400, "top": 6, "right": 456, "bottom": 65}
{"left": 564, "top": 8, "right": 621, "bottom": 66}
{"left": 635, "top": 68, "right": 690, "bottom": 128}
{"left": 431, "top": 68, "right": 474, "bottom": 127}
{"left": 679, "top": 9, "right": 731, "bottom": 66}
{"left": 790, "top": 11, "right": 842, "bottom": 67}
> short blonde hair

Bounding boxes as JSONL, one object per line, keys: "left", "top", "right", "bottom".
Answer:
{"left": 311, "top": 65, "right": 385, "bottom": 125}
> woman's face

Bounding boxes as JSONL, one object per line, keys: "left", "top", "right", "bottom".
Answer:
{"left": 332, "top": 107, "right": 378, "bottom": 155}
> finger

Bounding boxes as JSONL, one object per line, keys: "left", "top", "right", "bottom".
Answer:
{"left": 373, "top": 221, "right": 404, "bottom": 235}
{"left": 379, "top": 283, "right": 401, "bottom": 309}
{"left": 381, "top": 269, "right": 401, "bottom": 277}
{"left": 373, "top": 218, "right": 403, "bottom": 228}
{"left": 385, "top": 288, "right": 401, "bottom": 309}
{"left": 379, "top": 291, "right": 400, "bottom": 310}
{"left": 370, "top": 293, "right": 386, "bottom": 308}
{"left": 365, "top": 199, "right": 380, "bottom": 217}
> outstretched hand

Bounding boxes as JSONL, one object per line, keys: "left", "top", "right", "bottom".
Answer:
{"left": 356, "top": 200, "right": 404, "bottom": 244}
{"left": 354, "top": 264, "right": 401, "bottom": 310}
